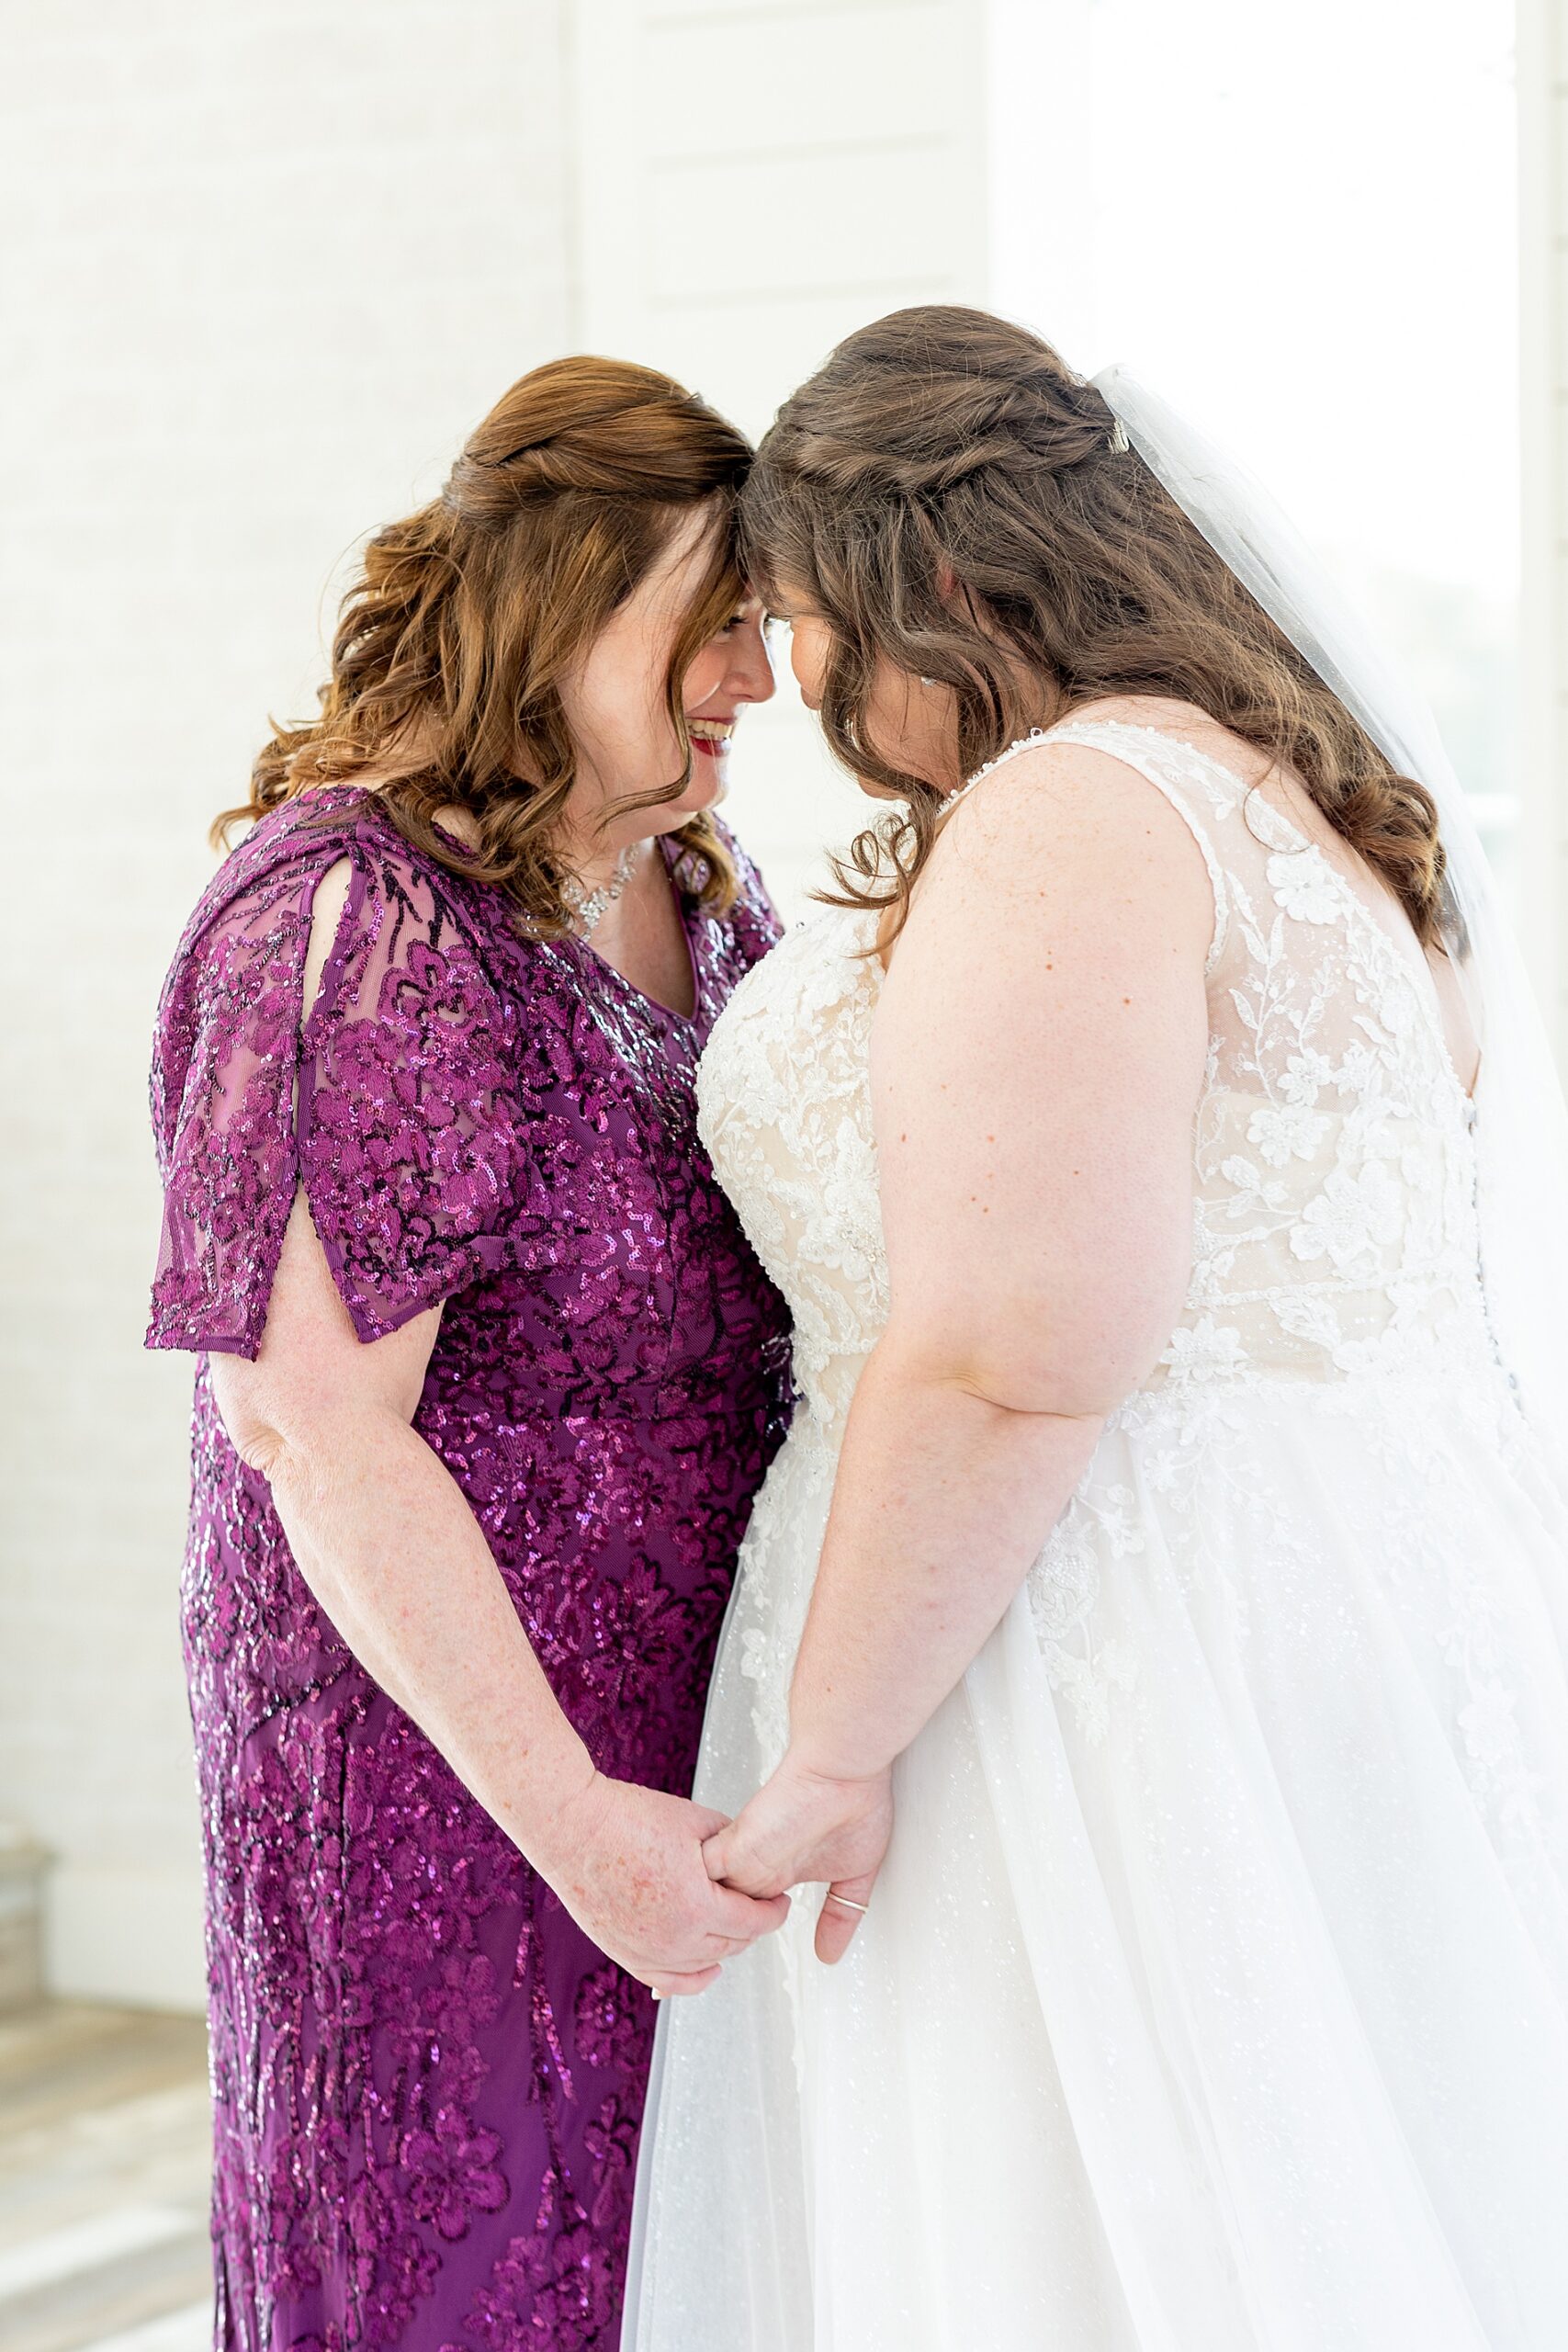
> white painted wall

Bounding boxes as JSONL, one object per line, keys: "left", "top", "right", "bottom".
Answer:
{"left": 570, "top": 0, "right": 993, "bottom": 909}
{"left": 0, "top": 0, "right": 574, "bottom": 2011}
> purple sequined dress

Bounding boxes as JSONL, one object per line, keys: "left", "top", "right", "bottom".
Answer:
{"left": 146, "top": 787, "right": 791, "bottom": 2352}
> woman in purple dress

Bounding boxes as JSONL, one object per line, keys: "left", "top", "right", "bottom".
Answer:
{"left": 145, "top": 357, "right": 793, "bottom": 2351}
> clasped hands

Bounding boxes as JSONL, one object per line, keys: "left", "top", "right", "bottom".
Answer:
{"left": 703, "top": 1752, "right": 895, "bottom": 1967}
{"left": 547, "top": 1755, "right": 894, "bottom": 1999}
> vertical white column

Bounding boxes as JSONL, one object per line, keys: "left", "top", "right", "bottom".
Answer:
{"left": 570, "top": 0, "right": 989, "bottom": 434}
{"left": 1519, "top": 0, "right": 1568, "bottom": 1057}
{"left": 569, "top": 0, "right": 994, "bottom": 910}
{"left": 984, "top": 0, "right": 1101, "bottom": 360}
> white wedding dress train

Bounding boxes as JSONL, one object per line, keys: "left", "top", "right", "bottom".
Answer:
{"left": 624, "top": 718, "right": 1568, "bottom": 2351}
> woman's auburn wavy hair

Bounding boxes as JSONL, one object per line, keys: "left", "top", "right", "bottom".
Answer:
{"left": 220, "top": 356, "right": 753, "bottom": 933}
{"left": 740, "top": 304, "right": 1448, "bottom": 949}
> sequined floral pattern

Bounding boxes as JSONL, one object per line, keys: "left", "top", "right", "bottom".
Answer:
{"left": 147, "top": 787, "right": 792, "bottom": 2351}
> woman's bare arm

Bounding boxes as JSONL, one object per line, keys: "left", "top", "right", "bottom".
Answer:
{"left": 209, "top": 861, "right": 787, "bottom": 1992}
{"left": 704, "top": 743, "right": 1213, "bottom": 1941}
{"left": 210, "top": 1197, "right": 604, "bottom": 1855}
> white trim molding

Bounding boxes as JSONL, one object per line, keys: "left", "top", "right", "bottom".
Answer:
{"left": 1519, "top": 0, "right": 1568, "bottom": 1058}
{"left": 569, "top": 0, "right": 989, "bottom": 440}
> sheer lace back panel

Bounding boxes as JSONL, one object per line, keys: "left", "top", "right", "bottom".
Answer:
{"left": 698, "top": 717, "right": 1497, "bottom": 1424}
{"left": 1058, "top": 721, "right": 1492, "bottom": 1400}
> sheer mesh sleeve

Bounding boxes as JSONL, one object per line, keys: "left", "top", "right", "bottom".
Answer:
{"left": 148, "top": 836, "right": 526, "bottom": 1357}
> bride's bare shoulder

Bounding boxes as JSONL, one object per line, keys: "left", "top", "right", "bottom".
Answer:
{"left": 934, "top": 700, "right": 1224, "bottom": 864}
{"left": 907, "top": 722, "right": 1216, "bottom": 972}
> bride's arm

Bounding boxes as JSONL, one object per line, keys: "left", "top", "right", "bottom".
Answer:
{"left": 704, "top": 742, "right": 1213, "bottom": 1946}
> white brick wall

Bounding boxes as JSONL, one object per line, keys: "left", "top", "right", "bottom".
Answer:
{"left": 0, "top": 0, "right": 573, "bottom": 2010}
{"left": 0, "top": 0, "right": 996, "bottom": 2016}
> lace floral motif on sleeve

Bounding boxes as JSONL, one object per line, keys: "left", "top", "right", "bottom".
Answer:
{"left": 299, "top": 858, "right": 529, "bottom": 1340}
{"left": 148, "top": 858, "right": 319, "bottom": 1356}
{"left": 148, "top": 830, "right": 529, "bottom": 1356}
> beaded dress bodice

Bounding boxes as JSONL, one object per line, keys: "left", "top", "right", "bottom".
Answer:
{"left": 698, "top": 718, "right": 1498, "bottom": 1430}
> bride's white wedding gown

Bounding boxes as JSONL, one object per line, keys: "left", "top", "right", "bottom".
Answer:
{"left": 625, "top": 718, "right": 1568, "bottom": 2351}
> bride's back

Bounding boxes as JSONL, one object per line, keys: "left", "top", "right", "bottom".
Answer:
{"left": 1072, "top": 694, "right": 1480, "bottom": 1083}
{"left": 1040, "top": 707, "right": 1493, "bottom": 1408}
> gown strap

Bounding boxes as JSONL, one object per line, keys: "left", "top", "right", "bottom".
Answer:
{"left": 1042, "top": 718, "right": 1241, "bottom": 978}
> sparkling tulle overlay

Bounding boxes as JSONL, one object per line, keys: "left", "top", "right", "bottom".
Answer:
{"left": 147, "top": 787, "right": 791, "bottom": 2352}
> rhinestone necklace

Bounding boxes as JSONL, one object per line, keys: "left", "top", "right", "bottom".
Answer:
{"left": 561, "top": 840, "right": 639, "bottom": 937}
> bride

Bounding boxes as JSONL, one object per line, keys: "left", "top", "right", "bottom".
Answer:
{"left": 624, "top": 306, "right": 1568, "bottom": 2349}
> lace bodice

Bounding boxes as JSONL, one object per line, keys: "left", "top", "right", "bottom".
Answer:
{"left": 697, "top": 718, "right": 1498, "bottom": 1428}
{"left": 644, "top": 716, "right": 1568, "bottom": 2352}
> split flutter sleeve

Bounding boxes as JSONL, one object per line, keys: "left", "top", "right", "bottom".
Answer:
{"left": 148, "top": 824, "right": 527, "bottom": 1357}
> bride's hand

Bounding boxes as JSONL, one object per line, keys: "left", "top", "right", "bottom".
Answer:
{"left": 537, "top": 1773, "right": 791, "bottom": 1996}
{"left": 701, "top": 1754, "right": 895, "bottom": 1963}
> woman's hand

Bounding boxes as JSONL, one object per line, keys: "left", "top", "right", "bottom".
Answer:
{"left": 538, "top": 1773, "right": 792, "bottom": 1996}
{"left": 701, "top": 1754, "right": 895, "bottom": 1963}
{"left": 219, "top": 1199, "right": 784, "bottom": 2003}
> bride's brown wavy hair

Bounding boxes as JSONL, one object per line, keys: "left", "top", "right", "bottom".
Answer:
{"left": 220, "top": 356, "right": 753, "bottom": 933}
{"left": 740, "top": 304, "right": 1448, "bottom": 947}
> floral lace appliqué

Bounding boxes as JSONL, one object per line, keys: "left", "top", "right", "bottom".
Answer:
{"left": 699, "top": 718, "right": 1529, "bottom": 1803}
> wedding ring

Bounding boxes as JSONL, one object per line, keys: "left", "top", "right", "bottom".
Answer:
{"left": 824, "top": 1891, "right": 869, "bottom": 1915}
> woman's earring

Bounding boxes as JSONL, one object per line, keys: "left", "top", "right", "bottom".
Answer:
{"left": 919, "top": 675, "right": 938, "bottom": 687}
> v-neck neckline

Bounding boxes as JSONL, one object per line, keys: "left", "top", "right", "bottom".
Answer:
{"left": 316, "top": 786, "right": 710, "bottom": 1034}
{"left": 563, "top": 834, "right": 705, "bottom": 1032}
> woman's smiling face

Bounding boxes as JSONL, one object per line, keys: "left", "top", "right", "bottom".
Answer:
{"left": 558, "top": 506, "right": 776, "bottom": 836}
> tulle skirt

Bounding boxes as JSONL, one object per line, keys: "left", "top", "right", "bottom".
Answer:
{"left": 625, "top": 1364, "right": 1568, "bottom": 2351}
